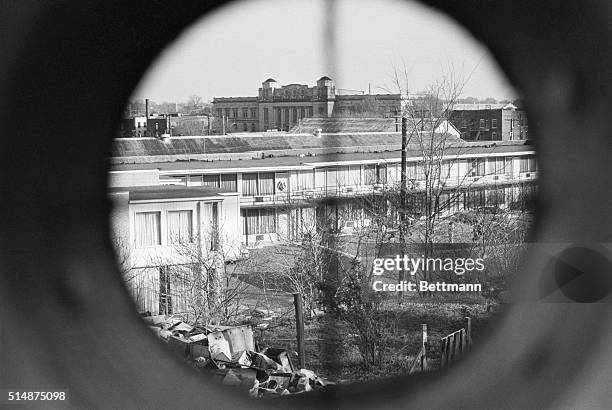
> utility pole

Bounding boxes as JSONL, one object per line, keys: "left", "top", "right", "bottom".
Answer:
{"left": 399, "top": 116, "right": 407, "bottom": 301}
{"left": 400, "top": 116, "right": 407, "bottom": 245}
{"left": 293, "top": 293, "right": 305, "bottom": 368}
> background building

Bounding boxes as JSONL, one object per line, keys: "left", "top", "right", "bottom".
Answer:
{"left": 213, "top": 76, "right": 403, "bottom": 132}
{"left": 449, "top": 103, "right": 529, "bottom": 141}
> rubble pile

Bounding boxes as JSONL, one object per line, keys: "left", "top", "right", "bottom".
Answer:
{"left": 143, "top": 314, "right": 333, "bottom": 397}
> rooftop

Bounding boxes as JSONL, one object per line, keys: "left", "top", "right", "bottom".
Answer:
{"left": 453, "top": 103, "right": 517, "bottom": 111}
{"left": 111, "top": 130, "right": 466, "bottom": 160}
{"left": 289, "top": 118, "right": 403, "bottom": 133}
{"left": 110, "top": 141, "right": 535, "bottom": 173}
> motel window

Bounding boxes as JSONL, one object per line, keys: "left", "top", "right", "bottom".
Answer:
{"left": 202, "top": 174, "right": 220, "bottom": 188}
{"left": 260, "top": 208, "right": 276, "bottom": 234}
{"left": 520, "top": 155, "right": 537, "bottom": 173}
{"left": 376, "top": 164, "right": 387, "bottom": 184}
{"left": 386, "top": 163, "right": 400, "bottom": 184}
{"left": 297, "top": 170, "right": 314, "bottom": 190}
{"left": 336, "top": 166, "right": 349, "bottom": 187}
{"left": 363, "top": 165, "right": 377, "bottom": 185}
{"left": 201, "top": 202, "right": 219, "bottom": 251}
{"left": 528, "top": 155, "right": 537, "bottom": 172}
{"left": 325, "top": 167, "right": 338, "bottom": 192}
{"left": 406, "top": 163, "right": 417, "bottom": 180}
{"left": 211, "top": 203, "right": 219, "bottom": 251}
{"left": 471, "top": 158, "right": 486, "bottom": 176}
{"left": 259, "top": 173, "right": 275, "bottom": 195}
{"left": 505, "top": 157, "right": 514, "bottom": 175}
{"left": 243, "top": 209, "right": 259, "bottom": 235}
{"left": 439, "top": 161, "right": 452, "bottom": 181}
{"left": 486, "top": 158, "right": 504, "bottom": 175}
{"left": 167, "top": 210, "right": 193, "bottom": 244}
{"left": 242, "top": 173, "right": 258, "bottom": 196}
{"left": 220, "top": 174, "right": 237, "bottom": 192}
{"left": 134, "top": 212, "right": 161, "bottom": 247}
{"left": 415, "top": 162, "right": 426, "bottom": 181}
{"left": 242, "top": 208, "right": 276, "bottom": 235}
{"left": 188, "top": 175, "right": 203, "bottom": 186}
{"left": 347, "top": 165, "right": 361, "bottom": 185}
{"left": 466, "top": 189, "right": 486, "bottom": 209}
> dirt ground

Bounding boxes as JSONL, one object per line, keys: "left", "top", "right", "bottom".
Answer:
{"left": 250, "top": 294, "right": 501, "bottom": 383}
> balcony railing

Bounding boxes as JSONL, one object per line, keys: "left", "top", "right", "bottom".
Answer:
{"left": 238, "top": 172, "right": 538, "bottom": 204}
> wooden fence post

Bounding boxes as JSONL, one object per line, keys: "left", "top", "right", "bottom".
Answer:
{"left": 465, "top": 316, "right": 472, "bottom": 350}
{"left": 440, "top": 338, "right": 447, "bottom": 368}
{"left": 293, "top": 293, "right": 305, "bottom": 369}
{"left": 421, "top": 324, "right": 428, "bottom": 371}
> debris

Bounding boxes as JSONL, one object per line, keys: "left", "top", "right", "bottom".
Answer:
{"left": 231, "top": 350, "right": 251, "bottom": 368}
{"left": 158, "top": 329, "right": 173, "bottom": 340}
{"left": 264, "top": 348, "right": 294, "bottom": 373}
{"left": 189, "top": 344, "right": 210, "bottom": 360}
{"left": 168, "top": 335, "right": 191, "bottom": 358}
{"left": 208, "top": 333, "right": 231, "bottom": 362}
{"left": 169, "top": 321, "right": 193, "bottom": 333}
{"left": 142, "top": 314, "right": 166, "bottom": 326}
{"left": 188, "top": 333, "right": 207, "bottom": 343}
{"left": 148, "top": 317, "right": 333, "bottom": 398}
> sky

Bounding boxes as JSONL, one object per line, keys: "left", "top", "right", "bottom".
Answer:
{"left": 132, "top": 0, "right": 516, "bottom": 103}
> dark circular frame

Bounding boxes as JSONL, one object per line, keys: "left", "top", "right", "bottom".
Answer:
{"left": 2, "top": 0, "right": 612, "bottom": 408}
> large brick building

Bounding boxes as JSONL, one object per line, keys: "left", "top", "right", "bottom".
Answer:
{"left": 212, "top": 76, "right": 403, "bottom": 132}
{"left": 449, "top": 103, "right": 529, "bottom": 141}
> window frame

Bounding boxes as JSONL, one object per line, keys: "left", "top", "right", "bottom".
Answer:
{"left": 134, "top": 211, "right": 161, "bottom": 248}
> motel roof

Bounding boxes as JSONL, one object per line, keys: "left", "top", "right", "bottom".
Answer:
{"left": 110, "top": 141, "right": 535, "bottom": 173}
{"left": 111, "top": 132, "right": 463, "bottom": 159}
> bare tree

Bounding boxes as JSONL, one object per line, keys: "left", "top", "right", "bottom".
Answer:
{"left": 186, "top": 94, "right": 204, "bottom": 114}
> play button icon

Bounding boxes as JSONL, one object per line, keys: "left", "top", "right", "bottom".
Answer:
{"left": 539, "top": 244, "right": 612, "bottom": 302}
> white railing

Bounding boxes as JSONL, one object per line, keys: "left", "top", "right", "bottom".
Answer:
{"left": 238, "top": 173, "right": 537, "bottom": 204}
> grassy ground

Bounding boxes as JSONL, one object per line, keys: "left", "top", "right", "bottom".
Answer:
{"left": 221, "top": 211, "right": 530, "bottom": 383}
{"left": 250, "top": 294, "right": 500, "bottom": 383}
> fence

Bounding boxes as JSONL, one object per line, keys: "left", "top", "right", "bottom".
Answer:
{"left": 440, "top": 317, "right": 472, "bottom": 368}
{"left": 408, "top": 324, "right": 429, "bottom": 375}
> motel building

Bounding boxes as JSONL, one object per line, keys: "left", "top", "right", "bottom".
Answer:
{"left": 108, "top": 130, "right": 537, "bottom": 314}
